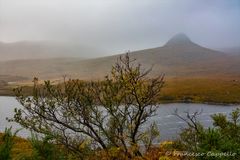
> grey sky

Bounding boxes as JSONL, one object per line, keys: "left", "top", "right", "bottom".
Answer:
{"left": 0, "top": 0, "right": 240, "bottom": 55}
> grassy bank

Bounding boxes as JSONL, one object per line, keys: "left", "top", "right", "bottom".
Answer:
{"left": 160, "top": 77, "right": 240, "bottom": 104}
{"left": 0, "top": 132, "right": 178, "bottom": 160}
{"left": 0, "top": 132, "right": 32, "bottom": 159}
{"left": 1, "top": 77, "right": 240, "bottom": 104}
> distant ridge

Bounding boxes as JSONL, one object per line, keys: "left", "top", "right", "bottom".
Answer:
{"left": 0, "top": 41, "right": 104, "bottom": 61}
{"left": 0, "top": 33, "right": 240, "bottom": 80}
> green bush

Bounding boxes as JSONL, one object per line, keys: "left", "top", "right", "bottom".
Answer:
{"left": 27, "top": 134, "right": 66, "bottom": 160}
{"left": 174, "top": 108, "right": 240, "bottom": 160}
{"left": 0, "top": 127, "right": 19, "bottom": 160}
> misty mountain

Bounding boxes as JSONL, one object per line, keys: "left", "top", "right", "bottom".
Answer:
{"left": 219, "top": 47, "right": 240, "bottom": 55}
{"left": 0, "top": 34, "right": 240, "bottom": 81}
{"left": 63, "top": 33, "right": 237, "bottom": 79}
{"left": 0, "top": 41, "right": 105, "bottom": 61}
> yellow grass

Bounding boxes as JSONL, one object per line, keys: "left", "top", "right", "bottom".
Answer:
{"left": 0, "top": 133, "right": 32, "bottom": 159}
{"left": 0, "top": 132, "right": 181, "bottom": 160}
{"left": 1, "top": 77, "right": 240, "bottom": 104}
{"left": 160, "top": 77, "right": 240, "bottom": 104}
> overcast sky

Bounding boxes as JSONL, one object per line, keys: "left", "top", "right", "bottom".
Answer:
{"left": 0, "top": 0, "right": 240, "bottom": 55}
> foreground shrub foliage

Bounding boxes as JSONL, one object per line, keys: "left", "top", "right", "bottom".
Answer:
{"left": 0, "top": 128, "right": 19, "bottom": 160}
{"left": 173, "top": 108, "right": 240, "bottom": 160}
{"left": 3, "top": 108, "right": 240, "bottom": 159}
{"left": 11, "top": 54, "right": 165, "bottom": 159}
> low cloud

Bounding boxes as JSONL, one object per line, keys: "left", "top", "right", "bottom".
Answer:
{"left": 0, "top": 0, "right": 239, "bottom": 56}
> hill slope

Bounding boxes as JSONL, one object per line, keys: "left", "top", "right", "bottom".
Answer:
{"left": 0, "top": 34, "right": 240, "bottom": 81}
{"left": 0, "top": 41, "right": 104, "bottom": 61}
{"left": 62, "top": 33, "right": 240, "bottom": 79}
{"left": 220, "top": 46, "right": 240, "bottom": 55}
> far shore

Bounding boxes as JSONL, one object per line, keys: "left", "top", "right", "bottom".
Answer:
{"left": 1, "top": 77, "right": 240, "bottom": 105}
{"left": 0, "top": 92, "right": 239, "bottom": 106}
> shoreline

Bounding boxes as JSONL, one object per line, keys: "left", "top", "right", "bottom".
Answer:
{"left": 160, "top": 100, "right": 240, "bottom": 106}
{"left": 0, "top": 93, "right": 239, "bottom": 106}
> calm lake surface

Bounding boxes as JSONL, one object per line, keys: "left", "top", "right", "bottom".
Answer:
{"left": 0, "top": 96, "right": 239, "bottom": 141}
